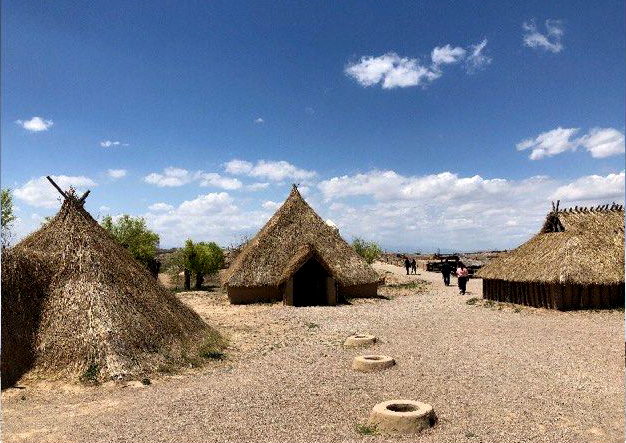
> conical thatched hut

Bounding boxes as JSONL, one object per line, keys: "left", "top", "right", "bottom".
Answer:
{"left": 1, "top": 185, "right": 221, "bottom": 387}
{"left": 223, "top": 185, "right": 381, "bottom": 305}
{"left": 478, "top": 203, "right": 625, "bottom": 310}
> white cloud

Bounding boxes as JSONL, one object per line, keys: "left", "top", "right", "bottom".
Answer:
{"left": 431, "top": 45, "right": 466, "bottom": 65}
{"left": 247, "top": 182, "right": 270, "bottom": 191}
{"left": 144, "top": 167, "right": 247, "bottom": 189}
{"left": 14, "top": 175, "right": 97, "bottom": 208}
{"left": 578, "top": 127, "right": 625, "bottom": 158}
{"left": 224, "top": 159, "right": 316, "bottom": 182}
{"left": 107, "top": 169, "right": 127, "bottom": 179}
{"left": 318, "top": 170, "right": 509, "bottom": 202}
{"left": 15, "top": 116, "right": 53, "bottom": 132}
{"left": 517, "top": 127, "right": 579, "bottom": 160}
{"left": 466, "top": 39, "right": 491, "bottom": 72}
{"left": 346, "top": 40, "right": 490, "bottom": 90}
{"left": 144, "top": 192, "right": 269, "bottom": 247}
{"left": 144, "top": 167, "right": 193, "bottom": 187}
{"left": 318, "top": 169, "right": 624, "bottom": 251}
{"left": 99, "top": 205, "right": 111, "bottom": 212}
{"left": 101, "top": 140, "right": 120, "bottom": 147}
{"left": 224, "top": 160, "right": 253, "bottom": 175}
{"left": 261, "top": 200, "right": 280, "bottom": 210}
{"left": 345, "top": 52, "right": 440, "bottom": 89}
{"left": 319, "top": 170, "right": 405, "bottom": 200}
{"left": 177, "top": 192, "right": 233, "bottom": 215}
{"left": 10, "top": 168, "right": 625, "bottom": 252}
{"left": 250, "top": 160, "right": 316, "bottom": 181}
{"left": 197, "top": 172, "right": 243, "bottom": 190}
{"left": 318, "top": 173, "right": 553, "bottom": 250}
{"left": 551, "top": 171, "right": 625, "bottom": 201}
{"left": 517, "top": 127, "right": 625, "bottom": 160}
{"left": 148, "top": 202, "right": 174, "bottom": 212}
{"left": 254, "top": 117, "right": 264, "bottom": 124}
{"left": 523, "top": 19, "right": 564, "bottom": 53}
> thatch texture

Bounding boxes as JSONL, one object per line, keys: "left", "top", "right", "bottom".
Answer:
{"left": 478, "top": 205, "right": 625, "bottom": 285}
{"left": 1, "top": 249, "right": 50, "bottom": 386}
{"left": 2, "top": 191, "right": 220, "bottom": 385}
{"left": 224, "top": 186, "right": 380, "bottom": 289}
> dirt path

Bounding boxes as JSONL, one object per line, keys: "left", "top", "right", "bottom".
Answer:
{"left": 2, "top": 263, "right": 623, "bottom": 443}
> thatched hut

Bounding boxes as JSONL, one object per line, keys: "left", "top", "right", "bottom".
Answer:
{"left": 1, "top": 185, "right": 221, "bottom": 387}
{"left": 223, "top": 185, "right": 381, "bottom": 305}
{"left": 477, "top": 203, "right": 625, "bottom": 310}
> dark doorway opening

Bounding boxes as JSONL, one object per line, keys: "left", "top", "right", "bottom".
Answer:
{"left": 293, "top": 257, "right": 329, "bottom": 306}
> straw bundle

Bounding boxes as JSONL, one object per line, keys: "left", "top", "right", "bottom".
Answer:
{"left": 224, "top": 186, "right": 380, "bottom": 289}
{"left": 478, "top": 205, "right": 625, "bottom": 285}
{"left": 2, "top": 190, "right": 220, "bottom": 386}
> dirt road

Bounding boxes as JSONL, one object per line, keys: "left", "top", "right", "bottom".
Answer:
{"left": 2, "top": 263, "right": 623, "bottom": 443}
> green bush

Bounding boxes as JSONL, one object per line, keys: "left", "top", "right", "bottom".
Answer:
{"left": 1, "top": 188, "right": 17, "bottom": 247}
{"left": 100, "top": 214, "right": 159, "bottom": 265}
{"left": 352, "top": 237, "right": 382, "bottom": 264}
{"left": 172, "top": 239, "right": 225, "bottom": 289}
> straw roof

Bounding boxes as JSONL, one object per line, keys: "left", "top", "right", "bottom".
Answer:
{"left": 1, "top": 249, "right": 50, "bottom": 386}
{"left": 478, "top": 204, "right": 625, "bottom": 285}
{"left": 2, "top": 189, "right": 220, "bottom": 383}
{"left": 224, "top": 186, "right": 381, "bottom": 288}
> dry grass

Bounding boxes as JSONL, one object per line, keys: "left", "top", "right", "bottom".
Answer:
{"left": 2, "top": 190, "right": 221, "bottom": 386}
{"left": 224, "top": 186, "right": 381, "bottom": 288}
{"left": 479, "top": 205, "right": 625, "bottom": 285}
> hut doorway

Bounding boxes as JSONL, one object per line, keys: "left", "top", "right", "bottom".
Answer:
{"left": 291, "top": 257, "right": 332, "bottom": 306}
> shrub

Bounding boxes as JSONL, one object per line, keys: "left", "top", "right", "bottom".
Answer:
{"left": 171, "top": 239, "right": 225, "bottom": 290}
{"left": 355, "top": 423, "right": 378, "bottom": 435}
{"left": 352, "top": 237, "right": 382, "bottom": 264}
{"left": 100, "top": 215, "right": 159, "bottom": 266}
{"left": 198, "top": 331, "right": 228, "bottom": 360}
{"left": 80, "top": 363, "right": 100, "bottom": 385}
{"left": 1, "top": 188, "right": 17, "bottom": 247}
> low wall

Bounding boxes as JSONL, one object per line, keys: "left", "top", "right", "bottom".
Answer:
{"left": 227, "top": 285, "right": 283, "bottom": 304}
{"left": 227, "top": 282, "right": 379, "bottom": 304}
{"left": 482, "top": 279, "right": 625, "bottom": 310}
{"left": 339, "top": 282, "right": 378, "bottom": 299}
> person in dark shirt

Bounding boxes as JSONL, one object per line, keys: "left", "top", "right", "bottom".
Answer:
{"left": 404, "top": 258, "right": 411, "bottom": 275}
{"left": 411, "top": 259, "right": 417, "bottom": 274}
{"left": 441, "top": 259, "right": 452, "bottom": 286}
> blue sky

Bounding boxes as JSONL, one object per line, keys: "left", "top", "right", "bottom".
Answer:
{"left": 2, "top": 0, "right": 625, "bottom": 251}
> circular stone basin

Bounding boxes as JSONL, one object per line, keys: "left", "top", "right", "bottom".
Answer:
{"left": 352, "top": 355, "right": 395, "bottom": 372}
{"left": 368, "top": 399, "right": 436, "bottom": 434}
{"left": 343, "top": 334, "right": 376, "bottom": 347}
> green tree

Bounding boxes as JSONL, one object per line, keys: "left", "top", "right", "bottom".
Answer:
{"left": 100, "top": 215, "right": 159, "bottom": 266}
{"left": 173, "top": 239, "right": 225, "bottom": 290}
{"left": 352, "top": 237, "right": 382, "bottom": 264}
{"left": 1, "top": 188, "right": 17, "bottom": 247}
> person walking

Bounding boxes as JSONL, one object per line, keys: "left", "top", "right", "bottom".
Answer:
{"left": 411, "top": 259, "right": 417, "bottom": 275}
{"left": 441, "top": 259, "right": 452, "bottom": 286}
{"left": 404, "top": 257, "right": 411, "bottom": 275}
{"left": 457, "top": 262, "right": 469, "bottom": 295}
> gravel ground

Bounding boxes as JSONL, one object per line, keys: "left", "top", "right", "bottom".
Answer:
{"left": 2, "top": 263, "right": 624, "bottom": 443}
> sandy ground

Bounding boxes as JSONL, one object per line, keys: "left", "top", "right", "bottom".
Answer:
{"left": 2, "top": 263, "right": 624, "bottom": 443}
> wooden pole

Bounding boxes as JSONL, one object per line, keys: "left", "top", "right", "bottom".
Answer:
{"left": 77, "top": 190, "right": 91, "bottom": 204}
{"left": 46, "top": 176, "right": 67, "bottom": 199}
